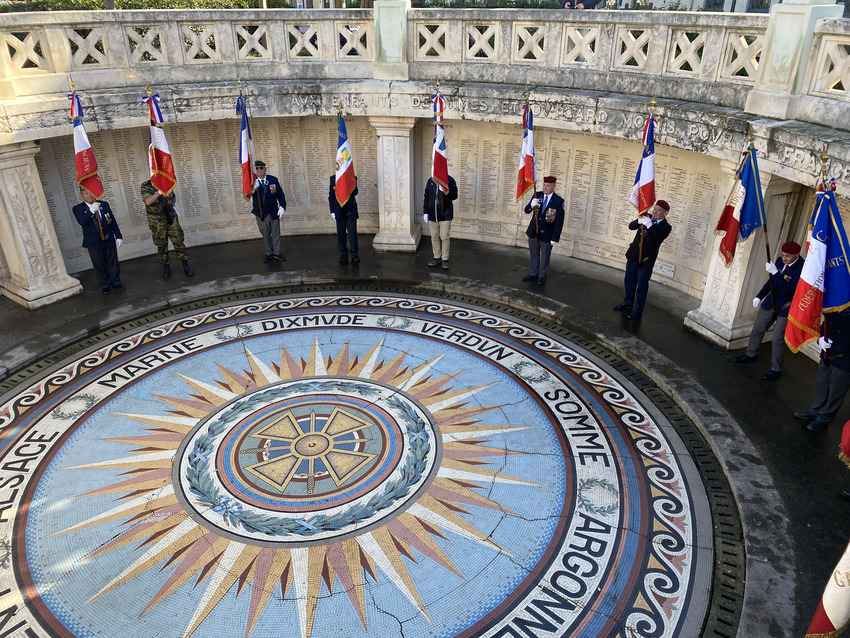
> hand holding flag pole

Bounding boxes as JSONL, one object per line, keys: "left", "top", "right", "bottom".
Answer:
{"left": 747, "top": 130, "right": 777, "bottom": 317}
{"left": 636, "top": 97, "right": 657, "bottom": 264}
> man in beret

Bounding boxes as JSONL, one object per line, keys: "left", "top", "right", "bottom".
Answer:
{"left": 735, "top": 241, "right": 804, "bottom": 380}
{"left": 614, "top": 199, "right": 672, "bottom": 319}
{"left": 72, "top": 186, "right": 125, "bottom": 294}
{"left": 522, "top": 175, "right": 565, "bottom": 285}
{"left": 251, "top": 160, "right": 287, "bottom": 263}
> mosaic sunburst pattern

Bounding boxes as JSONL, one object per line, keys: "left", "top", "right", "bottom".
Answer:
{"left": 0, "top": 294, "right": 712, "bottom": 638}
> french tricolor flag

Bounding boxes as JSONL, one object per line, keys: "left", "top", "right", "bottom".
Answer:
{"left": 334, "top": 112, "right": 356, "bottom": 207}
{"left": 630, "top": 115, "right": 656, "bottom": 215}
{"left": 143, "top": 92, "right": 177, "bottom": 196}
{"left": 516, "top": 103, "right": 535, "bottom": 202}
{"left": 715, "top": 147, "right": 765, "bottom": 265}
{"left": 68, "top": 93, "right": 104, "bottom": 199}
{"left": 786, "top": 180, "right": 850, "bottom": 352}
{"left": 236, "top": 95, "right": 255, "bottom": 200}
{"left": 431, "top": 92, "right": 449, "bottom": 194}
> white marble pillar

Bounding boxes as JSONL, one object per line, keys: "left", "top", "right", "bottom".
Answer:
{"left": 744, "top": 0, "right": 842, "bottom": 120}
{"left": 369, "top": 116, "right": 421, "bottom": 252}
{"left": 0, "top": 141, "right": 82, "bottom": 309}
{"left": 373, "top": 0, "right": 409, "bottom": 81}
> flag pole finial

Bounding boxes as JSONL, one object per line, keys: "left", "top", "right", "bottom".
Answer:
{"left": 68, "top": 77, "right": 75, "bottom": 93}
{"left": 146, "top": 83, "right": 152, "bottom": 99}
{"left": 649, "top": 96, "right": 656, "bottom": 113}
{"left": 821, "top": 153, "right": 829, "bottom": 182}
{"left": 747, "top": 125, "right": 755, "bottom": 148}
{"left": 238, "top": 76, "right": 243, "bottom": 96}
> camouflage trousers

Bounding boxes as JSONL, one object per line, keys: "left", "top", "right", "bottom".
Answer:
{"left": 147, "top": 213, "right": 189, "bottom": 264}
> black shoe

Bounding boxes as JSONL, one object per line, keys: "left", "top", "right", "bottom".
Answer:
{"left": 428, "top": 258, "right": 441, "bottom": 267}
{"left": 339, "top": 256, "right": 348, "bottom": 264}
{"left": 793, "top": 410, "right": 817, "bottom": 421}
{"left": 762, "top": 370, "right": 782, "bottom": 380}
{"left": 537, "top": 278, "right": 546, "bottom": 285}
{"left": 626, "top": 311, "right": 642, "bottom": 320}
{"left": 734, "top": 354, "right": 757, "bottom": 363}
{"left": 352, "top": 255, "right": 360, "bottom": 264}
{"left": 274, "top": 253, "right": 286, "bottom": 262}
{"left": 442, "top": 260, "right": 450, "bottom": 270}
{"left": 162, "top": 264, "right": 171, "bottom": 279}
{"left": 522, "top": 274, "right": 537, "bottom": 282}
{"left": 263, "top": 255, "right": 272, "bottom": 263}
{"left": 182, "top": 260, "right": 194, "bottom": 277}
{"left": 101, "top": 287, "right": 110, "bottom": 295}
{"left": 808, "top": 419, "right": 830, "bottom": 431}
{"left": 613, "top": 303, "right": 632, "bottom": 311}
{"left": 840, "top": 490, "right": 850, "bottom": 503}
{"left": 113, "top": 283, "right": 125, "bottom": 290}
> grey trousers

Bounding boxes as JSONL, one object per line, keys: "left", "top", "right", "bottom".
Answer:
{"left": 810, "top": 359, "right": 850, "bottom": 422}
{"left": 745, "top": 306, "right": 788, "bottom": 372}
{"left": 527, "top": 237, "right": 553, "bottom": 279}
{"left": 256, "top": 215, "right": 281, "bottom": 256}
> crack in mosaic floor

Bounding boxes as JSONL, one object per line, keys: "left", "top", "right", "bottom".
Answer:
{"left": 0, "top": 292, "right": 713, "bottom": 638}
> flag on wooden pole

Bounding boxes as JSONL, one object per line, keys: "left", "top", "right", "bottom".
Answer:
{"left": 431, "top": 86, "right": 449, "bottom": 194}
{"left": 630, "top": 112, "right": 656, "bottom": 215}
{"left": 786, "top": 177, "right": 850, "bottom": 352}
{"left": 334, "top": 111, "right": 356, "bottom": 207}
{"left": 235, "top": 94, "right": 255, "bottom": 200}
{"left": 68, "top": 89, "right": 104, "bottom": 199}
{"left": 515, "top": 99, "right": 535, "bottom": 202}
{"left": 143, "top": 88, "right": 177, "bottom": 196}
{"left": 715, "top": 146, "right": 766, "bottom": 265}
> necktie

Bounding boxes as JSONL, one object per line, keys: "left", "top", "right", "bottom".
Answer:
{"left": 781, "top": 264, "right": 787, "bottom": 274}
{"left": 543, "top": 196, "right": 549, "bottom": 209}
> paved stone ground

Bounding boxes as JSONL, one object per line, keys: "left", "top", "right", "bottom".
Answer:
{"left": 1, "top": 234, "right": 849, "bottom": 637}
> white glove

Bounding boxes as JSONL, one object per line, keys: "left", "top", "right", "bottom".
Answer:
{"left": 331, "top": 213, "right": 336, "bottom": 220}
{"left": 278, "top": 206, "right": 285, "bottom": 217}
{"left": 819, "top": 337, "right": 833, "bottom": 350}
{"left": 254, "top": 178, "right": 261, "bottom": 191}
{"left": 115, "top": 238, "right": 122, "bottom": 248}
{"left": 765, "top": 262, "right": 779, "bottom": 275}
{"left": 752, "top": 297, "right": 760, "bottom": 309}
{"left": 551, "top": 241, "right": 556, "bottom": 246}
{"left": 92, "top": 202, "right": 101, "bottom": 213}
{"left": 424, "top": 214, "right": 429, "bottom": 223}
{"left": 530, "top": 198, "right": 540, "bottom": 207}
{"left": 639, "top": 216, "right": 652, "bottom": 228}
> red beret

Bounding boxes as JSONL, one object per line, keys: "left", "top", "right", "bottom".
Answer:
{"left": 782, "top": 241, "right": 801, "bottom": 254}
{"left": 543, "top": 176, "right": 557, "bottom": 184}
{"left": 655, "top": 199, "right": 670, "bottom": 211}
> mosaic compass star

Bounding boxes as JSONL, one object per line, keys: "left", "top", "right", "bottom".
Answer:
{"left": 1, "top": 293, "right": 712, "bottom": 638}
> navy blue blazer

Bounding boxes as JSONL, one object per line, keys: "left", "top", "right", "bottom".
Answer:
{"left": 756, "top": 256, "right": 804, "bottom": 317}
{"left": 252, "top": 175, "right": 286, "bottom": 220}
{"left": 524, "top": 191, "right": 566, "bottom": 243}
{"left": 329, "top": 175, "right": 359, "bottom": 220}
{"left": 625, "top": 218, "right": 672, "bottom": 268}
{"left": 72, "top": 200, "right": 122, "bottom": 249}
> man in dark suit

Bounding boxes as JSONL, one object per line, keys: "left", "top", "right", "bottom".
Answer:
{"left": 72, "top": 186, "right": 124, "bottom": 294}
{"left": 795, "top": 309, "right": 850, "bottom": 431}
{"left": 522, "top": 175, "right": 565, "bottom": 285}
{"left": 735, "top": 241, "right": 804, "bottom": 380}
{"left": 423, "top": 174, "right": 459, "bottom": 270}
{"left": 614, "top": 199, "right": 672, "bottom": 319}
{"left": 251, "top": 160, "right": 287, "bottom": 263}
{"left": 330, "top": 174, "right": 359, "bottom": 264}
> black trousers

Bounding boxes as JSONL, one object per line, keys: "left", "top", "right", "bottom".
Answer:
{"left": 87, "top": 237, "right": 121, "bottom": 289}
{"left": 336, "top": 214, "right": 359, "bottom": 258}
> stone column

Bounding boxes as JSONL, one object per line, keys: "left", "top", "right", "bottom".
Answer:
{"left": 0, "top": 141, "right": 82, "bottom": 309}
{"left": 373, "top": 0, "right": 409, "bottom": 81}
{"left": 369, "top": 116, "right": 420, "bottom": 252}
{"left": 744, "top": 0, "right": 843, "bottom": 120}
{"left": 684, "top": 159, "right": 769, "bottom": 348}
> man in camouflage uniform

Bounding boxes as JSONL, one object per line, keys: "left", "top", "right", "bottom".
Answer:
{"left": 141, "top": 180, "right": 194, "bottom": 279}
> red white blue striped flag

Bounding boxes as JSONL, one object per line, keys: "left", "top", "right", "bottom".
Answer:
{"left": 715, "top": 146, "right": 765, "bottom": 265}
{"left": 334, "top": 112, "right": 356, "bottom": 207}
{"left": 143, "top": 92, "right": 177, "bottom": 196}
{"left": 236, "top": 95, "right": 255, "bottom": 200}
{"left": 786, "top": 179, "right": 850, "bottom": 352}
{"left": 431, "top": 92, "right": 449, "bottom": 194}
{"left": 630, "top": 115, "right": 656, "bottom": 215}
{"left": 516, "top": 102, "right": 536, "bottom": 202}
{"left": 68, "top": 92, "right": 104, "bottom": 199}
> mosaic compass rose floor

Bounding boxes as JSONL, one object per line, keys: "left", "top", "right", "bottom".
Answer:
{"left": 0, "top": 292, "right": 713, "bottom": 638}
